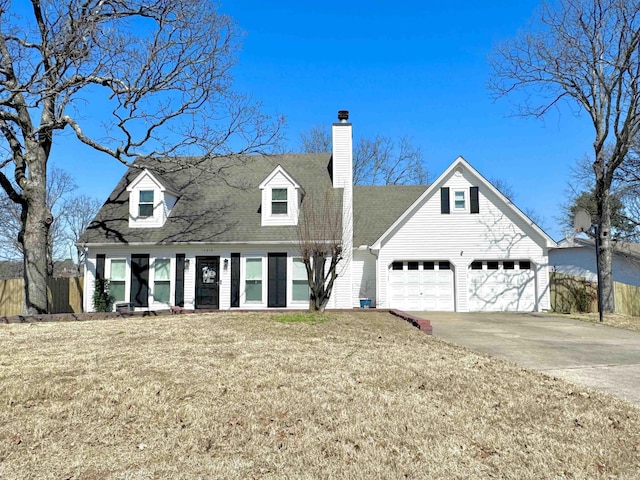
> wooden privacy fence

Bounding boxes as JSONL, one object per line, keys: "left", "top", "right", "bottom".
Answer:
{"left": 0, "top": 277, "right": 83, "bottom": 316}
{"left": 550, "top": 272, "right": 640, "bottom": 317}
{"left": 614, "top": 281, "right": 640, "bottom": 317}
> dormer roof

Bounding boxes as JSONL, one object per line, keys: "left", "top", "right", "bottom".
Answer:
{"left": 126, "top": 168, "right": 179, "bottom": 196}
{"left": 258, "top": 164, "right": 304, "bottom": 194}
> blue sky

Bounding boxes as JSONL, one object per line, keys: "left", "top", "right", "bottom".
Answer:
{"left": 56, "top": 0, "right": 595, "bottom": 241}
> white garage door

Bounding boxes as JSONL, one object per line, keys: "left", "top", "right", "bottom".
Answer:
{"left": 389, "top": 261, "right": 454, "bottom": 311}
{"left": 468, "top": 260, "right": 535, "bottom": 311}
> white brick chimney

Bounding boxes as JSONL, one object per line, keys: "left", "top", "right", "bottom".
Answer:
{"left": 332, "top": 109, "right": 353, "bottom": 190}
{"left": 331, "top": 110, "right": 354, "bottom": 308}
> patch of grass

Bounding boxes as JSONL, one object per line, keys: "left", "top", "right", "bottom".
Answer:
{"left": 270, "top": 311, "right": 331, "bottom": 323}
{"left": 1, "top": 311, "right": 639, "bottom": 479}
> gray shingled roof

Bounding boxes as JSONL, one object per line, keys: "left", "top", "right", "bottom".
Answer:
{"left": 81, "top": 154, "right": 338, "bottom": 245}
{"left": 555, "top": 236, "right": 640, "bottom": 260}
{"left": 81, "top": 154, "right": 428, "bottom": 247}
{"left": 353, "top": 185, "right": 428, "bottom": 246}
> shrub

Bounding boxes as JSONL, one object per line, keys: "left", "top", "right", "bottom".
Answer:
{"left": 93, "top": 279, "right": 114, "bottom": 312}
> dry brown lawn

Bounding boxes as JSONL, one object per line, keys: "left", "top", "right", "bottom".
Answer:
{"left": 1, "top": 311, "right": 640, "bottom": 479}
{"left": 558, "top": 312, "right": 640, "bottom": 332}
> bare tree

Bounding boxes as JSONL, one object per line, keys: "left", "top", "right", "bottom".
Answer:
{"left": 299, "top": 125, "right": 428, "bottom": 185}
{"left": 0, "top": 1, "right": 282, "bottom": 313}
{"left": 489, "top": 0, "right": 640, "bottom": 312}
{"left": 489, "top": 177, "right": 516, "bottom": 202}
{"left": 561, "top": 157, "right": 640, "bottom": 240}
{"left": 61, "top": 194, "right": 103, "bottom": 272}
{"left": 300, "top": 125, "right": 332, "bottom": 154}
{"left": 0, "top": 166, "right": 75, "bottom": 273}
{"left": 296, "top": 190, "right": 344, "bottom": 312}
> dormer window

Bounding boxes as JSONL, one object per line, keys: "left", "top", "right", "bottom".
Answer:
{"left": 454, "top": 190, "right": 466, "bottom": 210}
{"left": 139, "top": 190, "right": 154, "bottom": 217}
{"left": 272, "top": 188, "right": 288, "bottom": 215}
{"left": 258, "top": 165, "right": 302, "bottom": 227}
{"left": 126, "top": 169, "right": 179, "bottom": 228}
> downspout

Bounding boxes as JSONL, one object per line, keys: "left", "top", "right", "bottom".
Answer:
{"left": 368, "top": 246, "right": 379, "bottom": 308}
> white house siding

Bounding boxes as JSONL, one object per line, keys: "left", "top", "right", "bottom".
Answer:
{"left": 376, "top": 168, "right": 550, "bottom": 312}
{"left": 352, "top": 249, "right": 377, "bottom": 307}
{"left": 164, "top": 193, "right": 178, "bottom": 221}
{"left": 550, "top": 247, "right": 640, "bottom": 287}
{"left": 85, "top": 245, "right": 354, "bottom": 312}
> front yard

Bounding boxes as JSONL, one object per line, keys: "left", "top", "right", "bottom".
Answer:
{"left": 1, "top": 312, "right": 639, "bottom": 479}
{"left": 561, "top": 311, "right": 640, "bottom": 332}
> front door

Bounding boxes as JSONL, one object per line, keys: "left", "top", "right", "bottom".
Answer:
{"left": 268, "top": 253, "right": 287, "bottom": 307}
{"left": 196, "top": 256, "right": 220, "bottom": 309}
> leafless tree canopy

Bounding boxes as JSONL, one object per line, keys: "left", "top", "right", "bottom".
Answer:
{"left": 0, "top": 166, "right": 74, "bottom": 260}
{"left": 296, "top": 190, "right": 344, "bottom": 312}
{"left": 62, "top": 193, "right": 103, "bottom": 271}
{"left": 562, "top": 155, "right": 640, "bottom": 240}
{"left": 299, "top": 125, "right": 428, "bottom": 185}
{"left": 489, "top": 0, "right": 640, "bottom": 312}
{"left": 0, "top": 0, "right": 283, "bottom": 313}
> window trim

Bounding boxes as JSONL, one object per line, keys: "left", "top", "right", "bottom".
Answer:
{"left": 109, "top": 258, "right": 128, "bottom": 303}
{"left": 245, "top": 257, "right": 263, "bottom": 303}
{"left": 271, "top": 188, "right": 288, "bottom": 215}
{"left": 153, "top": 258, "right": 171, "bottom": 304}
{"left": 291, "top": 257, "right": 309, "bottom": 303}
{"left": 139, "top": 190, "right": 154, "bottom": 218}
{"left": 453, "top": 189, "right": 466, "bottom": 211}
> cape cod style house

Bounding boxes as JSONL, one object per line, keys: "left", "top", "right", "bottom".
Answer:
{"left": 81, "top": 111, "right": 556, "bottom": 313}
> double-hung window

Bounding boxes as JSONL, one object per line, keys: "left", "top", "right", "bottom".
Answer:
{"left": 454, "top": 190, "right": 466, "bottom": 210}
{"left": 245, "top": 258, "right": 262, "bottom": 302}
{"left": 154, "top": 259, "right": 170, "bottom": 303}
{"left": 271, "top": 188, "right": 288, "bottom": 215}
{"left": 110, "top": 259, "right": 127, "bottom": 303}
{"left": 139, "top": 190, "right": 154, "bottom": 217}
{"left": 292, "top": 258, "right": 309, "bottom": 302}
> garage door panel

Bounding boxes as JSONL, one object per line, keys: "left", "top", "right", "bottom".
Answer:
{"left": 389, "top": 262, "right": 454, "bottom": 311}
{"left": 468, "top": 261, "right": 535, "bottom": 312}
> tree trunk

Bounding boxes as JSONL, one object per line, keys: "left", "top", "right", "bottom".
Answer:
{"left": 597, "top": 189, "right": 615, "bottom": 312}
{"left": 21, "top": 153, "right": 51, "bottom": 314}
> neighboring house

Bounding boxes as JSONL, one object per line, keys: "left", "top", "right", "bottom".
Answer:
{"left": 550, "top": 236, "right": 640, "bottom": 287}
{"left": 80, "top": 111, "right": 556, "bottom": 313}
{"left": 0, "top": 259, "right": 79, "bottom": 280}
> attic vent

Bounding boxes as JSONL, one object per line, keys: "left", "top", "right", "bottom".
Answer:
{"left": 338, "top": 110, "right": 349, "bottom": 122}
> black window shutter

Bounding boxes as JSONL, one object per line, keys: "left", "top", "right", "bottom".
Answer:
{"left": 268, "top": 253, "right": 287, "bottom": 307}
{"left": 175, "top": 254, "right": 185, "bottom": 307}
{"left": 230, "top": 253, "right": 240, "bottom": 308}
{"left": 130, "top": 254, "right": 149, "bottom": 307}
{"left": 441, "top": 187, "right": 450, "bottom": 214}
{"left": 96, "top": 254, "right": 105, "bottom": 280}
{"left": 470, "top": 186, "right": 479, "bottom": 214}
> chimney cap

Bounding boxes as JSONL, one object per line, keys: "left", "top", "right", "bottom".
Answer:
{"left": 337, "top": 110, "right": 349, "bottom": 122}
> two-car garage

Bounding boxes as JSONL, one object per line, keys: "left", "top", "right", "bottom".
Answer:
{"left": 388, "top": 259, "right": 537, "bottom": 312}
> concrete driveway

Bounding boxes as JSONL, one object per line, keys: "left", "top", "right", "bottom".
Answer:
{"left": 410, "top": 311, "right": 640, "bottom": 405}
